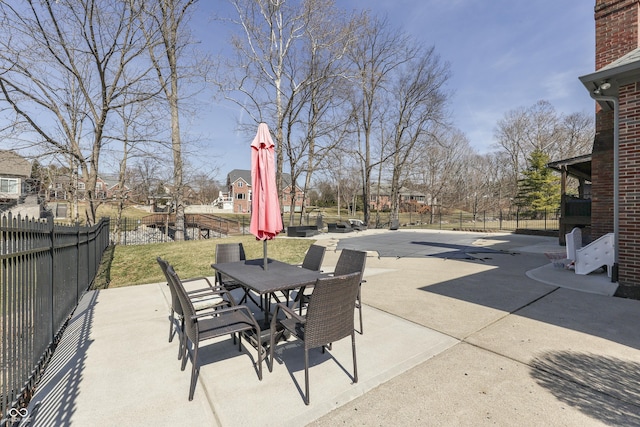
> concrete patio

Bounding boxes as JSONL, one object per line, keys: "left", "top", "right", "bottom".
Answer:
{"left": 26, "top": 229, "right": 640, "bottom": 426}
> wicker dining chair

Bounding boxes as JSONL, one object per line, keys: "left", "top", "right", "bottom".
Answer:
{"left": 156, "top": 257, "right": 229, "bottom": 357}
{"left": 301, "top": 244, "right": 326, "bottom": 271}
{"left": 333, "top": 249, "right": 367, "bottom": 334}
{"left": 214, "top": 243, "right": 259, "bottom": 306}
{"left": 268, "top": 272, "right": 361, "bottom": 405}
{"left": 292, "top": 244, "right": 326, "bottom": 313}
{"left": 166, "top": 264, "right": 264, "bottom": 401}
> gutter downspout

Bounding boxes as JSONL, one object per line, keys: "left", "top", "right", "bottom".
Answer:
{"left": 589, "top": 92, "right": 619, "bottom": 282}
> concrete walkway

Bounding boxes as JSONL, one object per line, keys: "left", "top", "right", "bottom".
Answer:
{"left": 26, "top": 230, "right": 640, "bottom": 426}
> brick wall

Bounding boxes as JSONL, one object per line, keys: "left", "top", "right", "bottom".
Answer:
{"left": 592, "top": 0, "right": 639, "bottom": 240}
{"left": 595, "top": 0, "right": 640, "bottom": 69}
{"left": 617, "top": 82, "right": 640, "bottom": 290}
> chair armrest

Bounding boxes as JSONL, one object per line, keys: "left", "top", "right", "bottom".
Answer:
{"left": 325, "top": 272, "right": 364, "bottom": 283}
{"left": 272, "top": 303, "right": 305, "bottom": 323}
{"left": 186, "top": 286, "right": 226, "bottom": 296}
{"left": 188, "top": 286, "right": 239, "bottom": 306}
{"left": 182, "top": 276, "right": 216, "bottom": 288}
{"left": 191, "top": 304, "right": 256, "bottom": 321}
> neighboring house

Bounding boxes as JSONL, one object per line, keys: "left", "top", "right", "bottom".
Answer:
{"left": 48, "top": 174, "right": 130, "bottom": 202}
{"left": 369, "top": 185, "right": 432, "bottom": 212}
{"left": 577, "top": 0, "right": 640, "bottom": 298}
{"left": 280, "top": 177, "right": 306, "bottom": 214}
{"left": 98, "top": 174, "right": 130, "bottom": 200}
{"left": 147, "top": 183, "right": 198, "bottom": 212}
{"left": 225, "top": 169, "right": 251, "bottom": 213}
{"left": 0, "top": 150, "right": 31, "bottom": 203}
{"left": 223, "top": 169, "right": 306, "bottom": 214}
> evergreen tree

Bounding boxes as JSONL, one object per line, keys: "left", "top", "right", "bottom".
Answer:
{"left": 514, "top": 149, "right": 560, "bottom": 213}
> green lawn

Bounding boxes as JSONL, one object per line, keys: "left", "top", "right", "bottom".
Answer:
{"left": 97, "top": 235, "right": 316, "bottom": 289}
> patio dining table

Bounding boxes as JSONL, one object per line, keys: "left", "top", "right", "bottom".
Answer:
{"left": 211, "top": 258, "right": 326, "bottom": 326}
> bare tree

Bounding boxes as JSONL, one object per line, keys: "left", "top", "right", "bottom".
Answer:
{"left": 219, "top": 0, "right": 360, "bottom": 226}
{"left": 557, "top": 111, "right": 594, "bottom": 159}
{"left": 493, "top": 100, "right": 593, "bottom": 200}
{"left": 0, "top": 0, "right": 157, "bottom": 224}
{"left": 346, "top": 14, "right": 412, "bottom": 225}
{"left": 128, "top": 157, "right": 163, "bottom": 204}
{"left": 108, "top": 94, "right": 163, "bottom": 241}
{"left": 140, "top": 0, "right": 199, "bottom": 240}
{"left": 188, "top": 172, "right": 220, "bottom": 204}
{"left": 412, "top": 127, "right": 470, "bottom": 220}
{"left": 292, "top": 0, "right": 358, "bottom": 224}
{"left": 386, "top": 46, "right": 451, "bottom": 221}
{"left": 222, "top": 0, "right": 309, "bottom": 195}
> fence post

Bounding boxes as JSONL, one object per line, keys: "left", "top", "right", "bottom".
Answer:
{"left": 499, "top": 210, "right": 503, "bottom": 230}
{"left": 544, "top": 209, "right": 547, "bottom": 230}
{"left": 483, "top": 211, "right": 486, "bottom": 231}
{"left": 48, "top": 216, "right": 55, "bottom": 342}
{"left": 516, "top": 210, "right": 519, "bottom": 229}
{"left": 76, "top": 222, "right": 81, "bottom": 304}
{"left": 459, "top": 211, "right": 462, "bottom": 229}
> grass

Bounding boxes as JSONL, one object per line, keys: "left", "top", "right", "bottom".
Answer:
{"left": 95, "top": 204, "right": 150, "bottom": 221}
{"left": 99, "top": 235, "right": 316, "bottom": 288}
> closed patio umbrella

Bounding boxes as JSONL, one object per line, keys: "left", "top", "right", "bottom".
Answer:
{"left": 250, "top": 122, "right": 283, "bottom": 270}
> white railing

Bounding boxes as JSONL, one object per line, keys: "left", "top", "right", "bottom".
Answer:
{"left": 575, "top": 233, "right": 615, "bottom": 278}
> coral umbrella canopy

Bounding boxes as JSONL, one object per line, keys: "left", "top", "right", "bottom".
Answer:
{"left": 250, "top": 123, "right": 283, "bottom": 268}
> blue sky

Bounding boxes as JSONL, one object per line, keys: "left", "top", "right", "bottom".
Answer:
{"left": 192, "top": 0, "right": 596, "bottom": 177}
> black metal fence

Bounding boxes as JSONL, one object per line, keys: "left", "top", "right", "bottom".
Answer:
{"left": 0, "top": 214, "right": 110, "bottom": 425}
{"left": 109, "top": 214, "right": 248, "bottom": 245}
{"left": 301, "top": 209, "right": 560, "bottom": 233}
{"left": 104, "top": 209, "right": 558, "bottom": 246}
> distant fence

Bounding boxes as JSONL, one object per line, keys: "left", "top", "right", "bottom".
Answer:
{"left": 0, "top": 214, "right": 110, "bottom": 425}
{"left": 109, "top": 213, "right": 247, "bottom": 245}
{"left": 298, "top": 209, "right": 560, "bottom": 233}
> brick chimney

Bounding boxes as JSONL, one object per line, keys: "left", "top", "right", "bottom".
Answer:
{"left": 590, "top": 0, "right": 640, "bottom": 240}
{"left": 595, "top": 0, "right": 640, "bottom": 70}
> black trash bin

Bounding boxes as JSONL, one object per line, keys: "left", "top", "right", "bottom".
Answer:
{"left": 390, "top": 219, "right": 399, "bottom": 230}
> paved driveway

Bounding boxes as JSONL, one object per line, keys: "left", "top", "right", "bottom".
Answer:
{"left": 336, "top": 229, "right": 513, "bottom": 259}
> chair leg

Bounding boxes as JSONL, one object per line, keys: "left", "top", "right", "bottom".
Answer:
{"left": 181, "top": 340, "right": 189, "bottom": 371}
{"left": 257, "top": 341, "right": 263, "bottom": 380}
{"left": 304, "top": 348, "right": 310, "bottom": 405}
{"left": 188, "top": 345, "right": 199, "bottom": 401}
{"left": 169, "top": 309, "right": 175, "bottom": 342}
{"left": 268, "top": 328, "right": 276, "bottom": 372}
{"left": 351, "top": 332, "right": 358, "bottom": 383}
{"left": 357, "top": 287, "right": 363, "bottom": 335}
{"left": 178, "top": 318, "right": 185, "bottom": 360}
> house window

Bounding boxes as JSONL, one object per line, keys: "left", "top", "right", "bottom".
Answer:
{"left": 96, "top": 182, "right": 103, "bottom": 190}
{"left": 236, "top": 193, "right": 245, "bottom": 200}
{"left": 0, "top": 178, "right": 18, "bottom": 194}
{"left": 78, "top": 182, "right": 86, "bottom": 190}
{"left": 237, "top": 181, "right": 243, "bottom": 188}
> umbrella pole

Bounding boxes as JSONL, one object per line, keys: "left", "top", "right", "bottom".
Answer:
{"left": 263, "top": 239, "right": 268, "bottom": 270}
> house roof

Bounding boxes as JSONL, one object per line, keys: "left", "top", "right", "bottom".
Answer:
{"left": 547, "top": 154, "right": 592, "bottom": 182}
{"left": 579, "top": 47, "right": 640, "bottom": 110}
{"left": 99, "top": 174, "right": 128, "bottom": 190}
{"left": 0, "top": 150, "right": 31, "bottom": 178}
{"left": 227, "top": 169, "right": 294, "bottom": 187}
{"left": 227, "top": 169, "right": 251, "bottom": 185}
